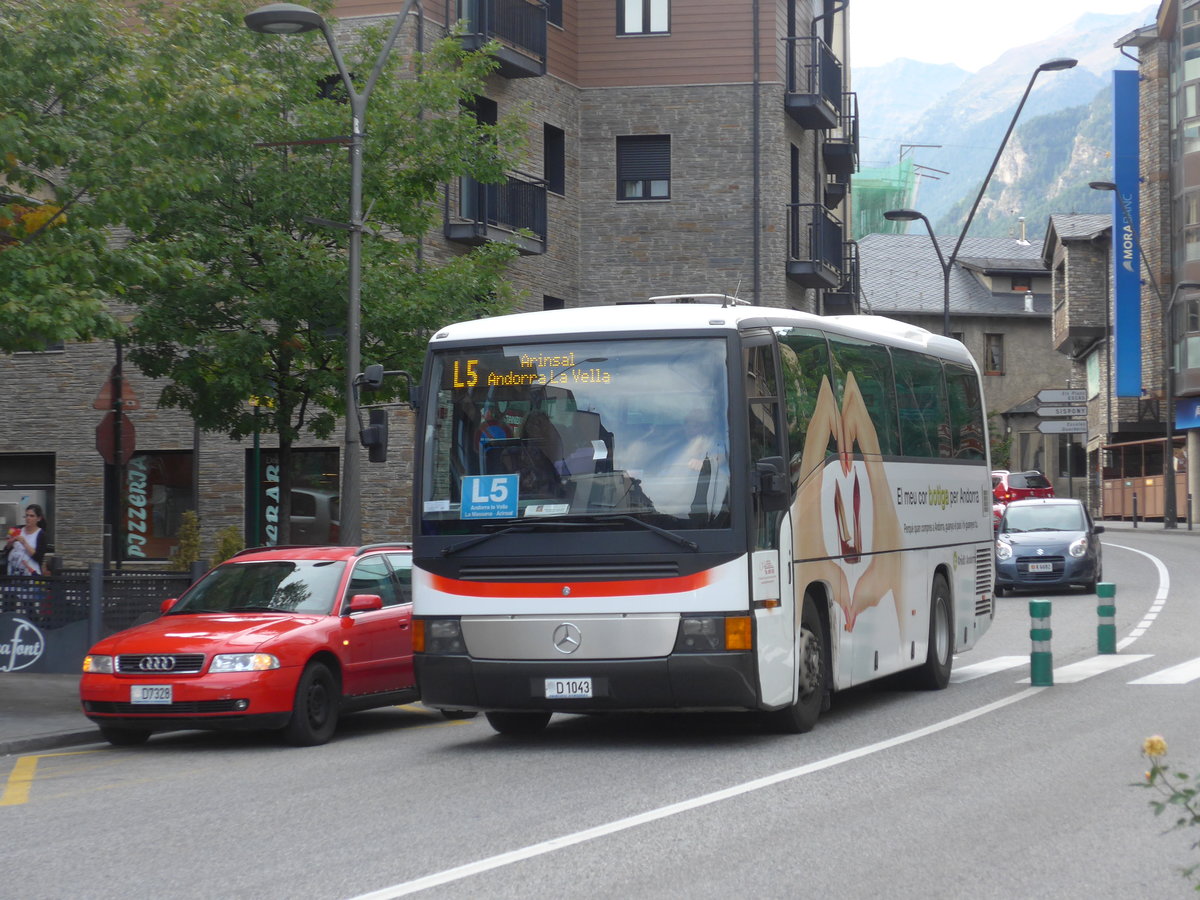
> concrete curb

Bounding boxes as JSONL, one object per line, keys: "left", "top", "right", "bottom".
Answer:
{"left": 1, "top": 729, "right": 103, "bottom": 757}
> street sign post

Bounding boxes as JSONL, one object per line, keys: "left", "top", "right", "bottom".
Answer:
{"left": 1036, "top": 405, "right": 1088, "bottom": 418}
{"left": 1036, "top": 389, "right": 1087, "bottom": 404}
{"left": 1037, "top": 420, "right": 1087, "bottom": 434}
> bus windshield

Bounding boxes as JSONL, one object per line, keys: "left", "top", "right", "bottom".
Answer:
{"left": 421, "top": 337, "right": 731, "bottom": 534}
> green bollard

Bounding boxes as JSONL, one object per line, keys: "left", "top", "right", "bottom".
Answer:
{"left": 1096, "top": 582, "right": 1117, "bottom": 654}
{"left": 1029, "top": 599, "right": 1053, "bottom": 686}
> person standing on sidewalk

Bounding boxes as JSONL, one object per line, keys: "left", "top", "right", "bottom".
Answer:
{"left": 6, "top": 504, "right": 48, "bottom": 576}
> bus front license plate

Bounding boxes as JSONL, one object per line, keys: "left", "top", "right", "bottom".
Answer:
{"left": 131, "top": 684, "right": 172, "bottom": 704}
{"left": 1027, "top": 562, "right": 1053, "bottom": 573}
{"left": 545, "top": 678, "right": 592, "bottom": 699}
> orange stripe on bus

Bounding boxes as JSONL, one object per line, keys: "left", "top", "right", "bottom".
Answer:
{"left": 428, "top": 570, "right": 712, "bottom": 598}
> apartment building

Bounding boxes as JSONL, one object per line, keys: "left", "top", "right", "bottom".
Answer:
{"left": 0, "top": 0, "right": 859, "bottom": 565}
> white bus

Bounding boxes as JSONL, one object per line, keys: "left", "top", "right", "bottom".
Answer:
{"left": 411, "top": 295, "right": 995, "bottom": 735}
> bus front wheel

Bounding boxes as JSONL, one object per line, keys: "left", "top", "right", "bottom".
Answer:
{"left": 911, "top": 574, "right": 953, "bottom": 690}
{"left": 485, "top": 711, "right": 551, "bottom": 736}
{"left": 766, "top": 593, "right": 826, "bottom": 734}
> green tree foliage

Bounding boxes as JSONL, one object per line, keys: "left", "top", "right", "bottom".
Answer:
{"left": 0, "top": 0, "right": 135, "bottom": 350}
{"left": 5, "top": 0, "right": 524, "bottom": 540}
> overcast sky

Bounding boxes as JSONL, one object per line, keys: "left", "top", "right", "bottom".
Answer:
{"left": 850, "top": 0, "right": 1156, "bottom": 71}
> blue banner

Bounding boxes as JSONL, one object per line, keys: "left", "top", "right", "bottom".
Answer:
{"left": 1113, "top": 69, "right": 1141, "bottom": 398}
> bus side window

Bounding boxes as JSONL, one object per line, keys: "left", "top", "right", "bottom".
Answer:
{"left": 828, "top": 336, "right": 900, "bottom": 458}
{"left": 777, "top": 328, "right": 835, "bottom": 488}
{"left": 945, "top": 362, "right": 986, "bottom": 459}
{"left": 892, "top": 348, "right": 950, "bottom": 459}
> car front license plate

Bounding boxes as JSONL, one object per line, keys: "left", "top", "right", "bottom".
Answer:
{"left": 1027, "top": 562, "right": 1053, "bottom": 573}
{"left": 131, "top": 684, "right": 172, "bottom": 705}
{"left": 545, "top": 677, "right": 592, "bottom": 699}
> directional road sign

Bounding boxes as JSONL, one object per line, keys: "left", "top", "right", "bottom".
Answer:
{"left": 1037, "top": 420, "right": 1088, "bottom": 434}
{"left": 1037, "top": 389, "right": 1087, "bottom": 404}
{"left": 1036, "top": 405, "right": 1088, "bottom": 418}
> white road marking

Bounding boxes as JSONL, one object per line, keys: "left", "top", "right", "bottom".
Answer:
{"left": 346, "top": 689, "right": 1044, "bottom": 899}
{"left": 1129, "top": 657, "right": 1200, "bottom": 685}
{"left": 950, "top": 655, "right": 1027, "bottom": 682}
{"left": 1105, "top": 543, "right": 1169, "bottom": 651}
{"left": 1016, "top": 654, "right": 1151, "bottom": 684}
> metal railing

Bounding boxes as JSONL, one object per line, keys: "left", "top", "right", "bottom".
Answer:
{"left": 455, "top": 171, "right": 547, "bottom": 240}
{"left": 788, "top": 203, "right": 844, "bottom": 274}
{"left": 460, "top": 0, "right": 547, "bottom": 59}
{"left": 784, "top": 35, "right": 843, "bottom": 118}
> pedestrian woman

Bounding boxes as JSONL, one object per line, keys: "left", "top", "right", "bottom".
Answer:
{"left": 6, "top": 504, "right": 48, "bottom": 577}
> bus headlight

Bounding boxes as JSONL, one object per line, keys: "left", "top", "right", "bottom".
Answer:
{"left": 674, "top": 615, "right": 753, "bottom": 652}
{"left": 422, "top": 618, "right": 466, "bottom": 654}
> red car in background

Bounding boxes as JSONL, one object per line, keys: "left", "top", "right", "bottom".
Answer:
{"left": 80, "top": 543, "right": 467, "bottom": 747}
{"left": 992, "top": 470, "right": 1055, "bottom": 529}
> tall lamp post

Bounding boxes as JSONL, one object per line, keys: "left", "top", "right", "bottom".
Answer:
{"left": 1088, "top": 181, "right": 1190, "bottom": 529}
{"left": 884, "top": 58, "right": 1077, "bottom": 337}
{"left": 245, "top": 1, "right": 419, "bottom": 545}
{"left": 882, "top": 209, "right": 950, "bottom": 336}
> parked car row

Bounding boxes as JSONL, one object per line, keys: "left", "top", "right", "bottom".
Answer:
{"left": 79, "top": 543, "right": 473, "bottom": 747}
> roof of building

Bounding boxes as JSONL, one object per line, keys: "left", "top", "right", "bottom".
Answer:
{"left": 858, "top": 232, "right": 1050, "bottom": 318}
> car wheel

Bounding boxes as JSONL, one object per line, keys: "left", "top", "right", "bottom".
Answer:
{"left": 911, "top": 574, "right": 953, "bottom": 690}
{"left": 440, "top": 709, "right": 478, "bottom": 721}
{"left": 99, "top": 726, "right": 151, "bottom": 747}
{"left": 766, "top": 592, "right": 826, "bottom": 734}
{"left": 484, "top": 711, "right": 551, "bottom": 735}
{"left": 282, "top": 662, "right": 339, "bottom": 746}
{"left": 994, "top": 583, "right": 1006, "bottom": 598}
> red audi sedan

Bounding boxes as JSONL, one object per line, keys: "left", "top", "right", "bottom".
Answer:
{"left": 80, "top": 543, "right": 459, "bottom": 747}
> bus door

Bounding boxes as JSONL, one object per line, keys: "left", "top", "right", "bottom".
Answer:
{"left": 742, "top": 330, "right": 794, "bottom": 708}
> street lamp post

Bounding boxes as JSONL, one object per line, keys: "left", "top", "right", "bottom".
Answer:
{"left": 883, "top": 58, "right": 1077, "bottom": 337}
{"left": 1088, "top": 181, "right": 1191, "bottom": 529}
{"left": 882, "top": 208, "right": 950, "bottom": 336}
{"left": 245, "top": 1, "right": 419, "bottom": 546}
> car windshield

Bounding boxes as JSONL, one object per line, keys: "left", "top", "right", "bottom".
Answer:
{"left": 171, "top": 560, "right": 347, "bottom": 614}
{"left": 421, "top": 337, "right": 731, "bottom": 534}
{"left": 1009, "top": 472, "right": 1051, "bottom": 489}
{"left": 1002, "top": 505, "right": 1086, "bottom": 534}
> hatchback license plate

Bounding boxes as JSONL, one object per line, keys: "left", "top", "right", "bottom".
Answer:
{"left": 1027, "top": 562, "right": 1053, "bottom": 573}
{"left": 131, "top": 684, "right": 172, "bottom": 704}
{"left": 545, "top": 677, "right": 592, "bottom": 699}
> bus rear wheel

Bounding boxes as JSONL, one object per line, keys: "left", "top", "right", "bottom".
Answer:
{"left": 911, "top": 574, "right": 953, "bottom": 690}
{"left": 485, "top": 711, "right": 551, "bottom": 736}
{"left": 766, "top": 593, "right": 826, "bottom": 734}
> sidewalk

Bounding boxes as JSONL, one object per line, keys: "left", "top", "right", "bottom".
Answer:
{"left": 0, "top": 672, "right": 102, "bottom": 756}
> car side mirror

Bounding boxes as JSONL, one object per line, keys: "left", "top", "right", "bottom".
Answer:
{"left": 160, "top": 597, "right": 178, "bottom": 615}
{"left": 347, "top": 594, "right": 384, "bottom": 613}
{"left": 1092, "top": 525, "right": 1105, "bottom": 535}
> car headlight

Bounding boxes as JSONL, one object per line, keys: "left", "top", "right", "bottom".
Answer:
{"left": 1069, "top": 536, "right": 1088, "bottom": 558}
{"left": 82, "top": 654, "right": 114, "bottom": 674}
{"left": 995, "top": 540, "right": 1013, "bottom": 561}
{"left": 210, "top": 653, "right": 280, "bottom": 673}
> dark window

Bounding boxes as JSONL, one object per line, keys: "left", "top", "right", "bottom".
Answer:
{"left": 617, "top": 135, "right": 670, "bottom": 200}
{"left": 777, "top": 328, "right": 835, "bottom": 488}
{"left": 122, "top": 451, "right": 194, "bottom": 562}
{"left": 945, "top": 362, "right": 986, "bottom": 460}
{"left": 547, "top": 0, "right": 563, "bottom": 27}
{"left": 345, "top": 556, "right": 399, "bottom": 609}
{"left": 984, "top": 333, "right": 1004, "bottom": 375}
{"left": 618, "top": 0, "right": 668, "bottom": 35}
{"left": 1010, "top": 275, "right": 1032, "bottom": 292}
{"left": 543, "top": 295, "right": 565, "bottom": 310}
{"left": 544, "top": 123, "right": 565, "bottom": 195}
{"left": 892, "top": 348, "right": 951, "bottom": 459}
{"left": 828, "top": 335, "right": 899, "bottom": 457}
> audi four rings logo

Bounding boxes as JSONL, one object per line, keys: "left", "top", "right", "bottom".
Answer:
{"left": 552, "top": 623, "right": 582, "bottom": 654}
{"left": 138, "top": 656, "right": 176, "bottom": 671}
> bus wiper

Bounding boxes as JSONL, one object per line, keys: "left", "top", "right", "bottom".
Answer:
{"left": 442, "top": 524, "right": 535, "bottom": 556}
{"left": 595, "top": 515, "right": 699, "bottom": 551}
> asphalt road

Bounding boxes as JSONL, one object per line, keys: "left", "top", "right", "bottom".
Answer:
{"left": 5, "top": 526, "right": 1199, "bottom": 900}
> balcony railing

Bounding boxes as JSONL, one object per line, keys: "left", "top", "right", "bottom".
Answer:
{"left": 458, "top": 0, "right": 547, "bottom": 78}
{"left": 823, "top": 240, "right": 860, "bottom": 315}
{"left": 787, "top": 203, "right": 843, "bottom": 289}
{"left": 445, "top": 171, "right": 547, "bottom": 255}
{"left": 783, "top": 35, "right": 843, "bottom": 129}
{"left": 822, "top": 92, "right": 859, "bottom": 178}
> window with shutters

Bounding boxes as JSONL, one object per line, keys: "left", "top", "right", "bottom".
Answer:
{"left": 616, "top": 135, "right": 670, "bottom": 200}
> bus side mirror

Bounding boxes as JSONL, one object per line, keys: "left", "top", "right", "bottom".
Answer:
{"left": 755, "top": 456, "right": 790, "bottom": 512}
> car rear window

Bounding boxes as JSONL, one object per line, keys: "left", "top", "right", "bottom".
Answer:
{"left": 1010, "top": 472, "right": 1051, "bottom": 489}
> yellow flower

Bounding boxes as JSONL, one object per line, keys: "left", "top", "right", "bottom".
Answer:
{"left": 1143, "top": 735, "right": 1168, "bottom": 758}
